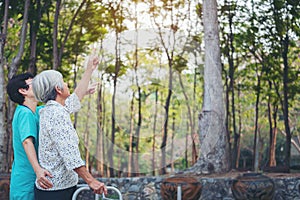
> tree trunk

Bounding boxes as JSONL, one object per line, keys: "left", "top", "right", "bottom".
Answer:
{"left": 190, "top": 0, "right": 230, "bottom": 174}
{"left": 58, "top": 0, "right": 87, "bottom": 67}
{"left": 178, "top": 73, "right": 197, "bottom": 164}
{"left": 84, "top": 95, "right": 92, "bottom": 171}
{"left": 133, "top": 10, "right": 141, "bottom": 174}
{"left": 151, "top": 89, "right": 158, "bottom": 176}
{"left": 185, "top": 121, "right": 189, "bottom": 168}
{"left": 253, "top": 64, "right": 261, "bottom": 172}
{"left": 236, "top": 85, "right": 242, "bottom": 168}
{"left": 267, "top": 81, "right": 277, "bottom": 167}
{"left": 282, "top": 34, "right": 291, "bottom": 171}
{"left": 6, "top": 0, "right": 30, "bottom": 174}
{"left": 28, "top": 0, "right": 43, "bottom": 75}
{"left": 53, "top": 0, "right": 61, "bottom": 70}
{"left": 0, "top": 0, "right": 10, "bottom": 173}
{"left": 160, "top": 61, "right": 172, "bottom": 175}
{"left": 170, "top": 110, "right": 175, "bottom": 172}
{"left": 128, "top": 91, "right": 134, "bottom": 177}
{"left": 228, "top": 23, "right": 237, "bottom": 171}
{"left": 9, "top": 0, "right": 30, "bottom": 78}
{"left": 96, "top": 75, "right": 104, "bottom": 176}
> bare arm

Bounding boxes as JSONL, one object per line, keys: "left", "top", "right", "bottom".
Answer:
{"left": 74, "top": 166, "right": 107, "bottom": 195}
{"left": 74, "top": 55, "right": 99, "bottom": 101}
{"left": 22, "top": 137, "right": 53, "bottom": 189}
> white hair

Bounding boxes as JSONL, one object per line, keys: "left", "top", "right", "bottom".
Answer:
{"left": 32, "top": 70, "right": 64, "bottom": 103}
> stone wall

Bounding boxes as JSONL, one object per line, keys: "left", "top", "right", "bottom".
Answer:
{"left": 1, "top": 173, "right": 299, "bottom": 199}
{"left": 75, "top": 175, "right": 300, "bottom": 200}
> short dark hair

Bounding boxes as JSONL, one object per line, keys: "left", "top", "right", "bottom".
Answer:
{"left": 7, "top": 73, "right": 34, "bottom": 105}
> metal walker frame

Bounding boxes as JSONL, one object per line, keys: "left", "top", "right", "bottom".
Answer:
{"left": 72, "top": 184, "right": 123, "bottom": 200}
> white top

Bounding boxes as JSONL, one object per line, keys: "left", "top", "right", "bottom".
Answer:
{"left": 35, "top": 93, "right": 85, "bottom": 190}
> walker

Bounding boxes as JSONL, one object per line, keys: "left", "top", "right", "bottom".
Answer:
{"left": 72, "top": 184, "right": 123, "bottom": 200}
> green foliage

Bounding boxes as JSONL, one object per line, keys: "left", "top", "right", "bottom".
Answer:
{"left": 173, "top": 55, "right": 188, "bottom": 73}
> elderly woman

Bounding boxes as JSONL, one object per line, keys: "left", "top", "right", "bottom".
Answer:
{"left": 32, "top": 56, "right": 107, "bottom": 200}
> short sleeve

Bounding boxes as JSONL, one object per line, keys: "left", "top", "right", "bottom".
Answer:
{"left": 18, "top": 111, "right": 38, "bottom": 143}
{"left": 65, "top": 93, "right": 81, "bottom": 114}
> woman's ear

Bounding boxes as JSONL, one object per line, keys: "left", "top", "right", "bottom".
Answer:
{"left": 55, "top": 86, "right": 62, "bottom": 94}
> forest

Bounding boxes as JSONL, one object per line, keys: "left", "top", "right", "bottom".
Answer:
{"left": 0, "top": 0, "right": 299, "bottom": 178}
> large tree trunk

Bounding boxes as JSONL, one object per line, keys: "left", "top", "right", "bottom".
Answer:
{"left": 0, "top": 0, "right": 10, "bottom": 173}
{"left": 189, "top": 0, "right": 230, "bottom": 174}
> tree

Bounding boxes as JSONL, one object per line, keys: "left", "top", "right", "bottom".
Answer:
{"left": 0, "top": 0, "right": 10, "bottom": 173}
{"left": 105, "top": 0, "right": 127, "bottom": 177}
{"left": 189, "top": 0, "right": 230, "bottom": 174}
{"left": 146, "top": 0, "right": 191, "bottom": 175}
{"left": 52, "top": 0, "right": 88, "bottom": 70}
{"left": 270, "top": 0, "right": 300, "bottom": 171}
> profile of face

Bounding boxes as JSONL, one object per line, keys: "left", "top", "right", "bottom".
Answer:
{"left": 20, "top": 78, "right": 38, "bottom": 103}
{"left": 59, "top": 81, "right": 70, "bottom": 99}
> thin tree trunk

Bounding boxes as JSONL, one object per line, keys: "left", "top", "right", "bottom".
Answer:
{"left": 282, "top": 34, "right": 291, "bottom": 171}
{"left": 53, "top": 0, "right": 61, "bottom": 70}
{"left": 102, "top": 83, "right": 108, "bottom": 177}
{"left": 170, "top": 110, "right": 175, "bottom": 172}
{"left": 185, "top": 121, "right": 189, "bottom": 168}
{"left": 225, "top": 0, "right": 237, "bottom": 171}
{"left": 9, "top": 0, "right": 30, "bottom": 78}
{"left": 160, "top": 61, "right": 172, "bottom": 175}
{"left": 128, "top": 91, "right": 134, "bottom": 177}
{"left": 58, "top": 0, "right": 87, "bottom": 67}
{"left": 96, "top": 74, "right": 104, "bottom": 176}
{"left": 84, "top": 95, "right": 92, "bottom": 171}
{"left": 151, "top": 89, "right": 158, "bottom": 176}
{"left": 133, "top": 5, "right": 141, "bottom": 174}
{"left": 110, "top": 77, "right": 116, "bottom": 176}
{"left": 6, "top": 0, "right": 30, "bottom": 173}
{"left": 253, "top": 63, "right": 261, "bottom": 172}
{"left": 267, "top": 81, "right": 277, "bottom": 167}
{"left": 108, "top": 1, "right": 123, "bottom": 176}
{"left": 0, "top": 0, "right": 10, "bottom": 173}
{"left": 73, "top": 55, "right": 79, "bottom": 128}
{"left": 236, "top": 85, "right": 242, "bottom": 168}
{"left": 28, "top": 0, "right": 44, "bottom": 75}
{"left": 178, "top": 73, "right": 197, "bottom": 164}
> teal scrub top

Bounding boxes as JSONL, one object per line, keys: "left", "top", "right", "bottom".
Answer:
{"left": 10, "top": 105, "right": 43, "bottom": 199}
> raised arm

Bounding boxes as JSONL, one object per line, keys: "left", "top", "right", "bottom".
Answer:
{"left": 74, "top": 55, "right": 99, "bottom": 101}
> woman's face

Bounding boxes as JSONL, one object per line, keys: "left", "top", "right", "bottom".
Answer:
{"left": 61, "top": 81, "right": 70, "bottom": 99}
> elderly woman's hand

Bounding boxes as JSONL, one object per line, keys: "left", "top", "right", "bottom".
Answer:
{"left": 87, "top": 55, "right": 99, "bottom": 71}
{"left": 86, "top": 82, "right": 99, "bottom": 95}
{"left": 89, "top": 179, "right": 108, "bottom": 195}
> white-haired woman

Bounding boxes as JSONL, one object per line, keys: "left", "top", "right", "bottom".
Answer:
{"left": 32, "top": 56, "right": 107, "bottom": 200}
